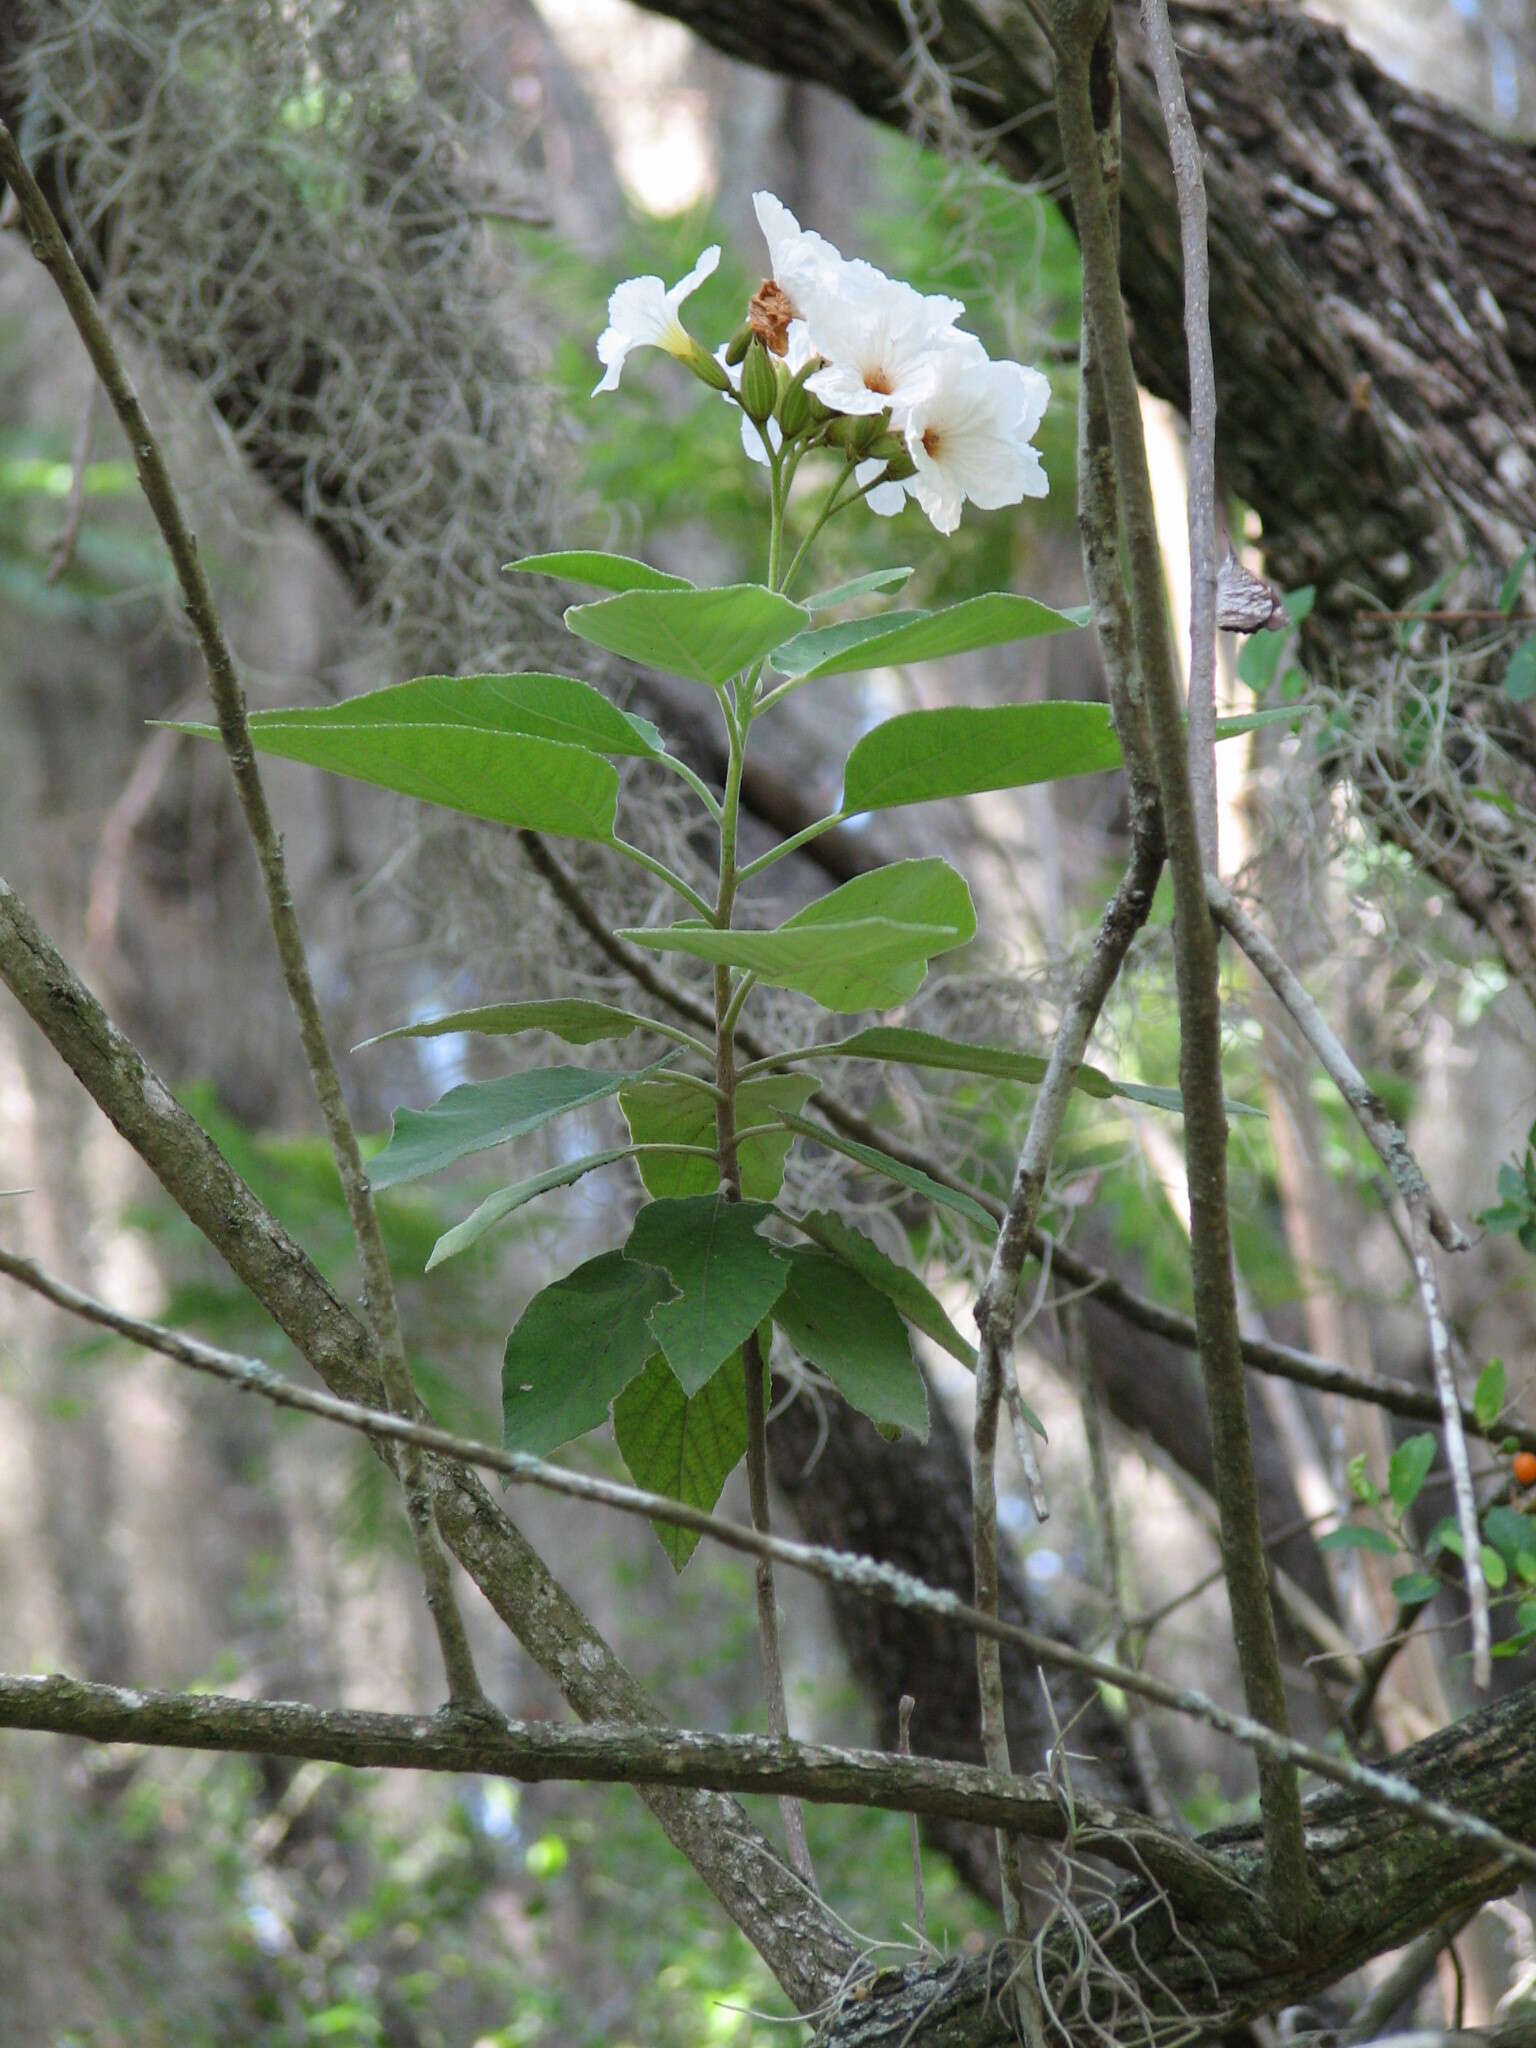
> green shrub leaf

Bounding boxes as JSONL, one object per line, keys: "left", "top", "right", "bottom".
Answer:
{"left": 623, "top": 1195, "right": 788, "bottom": 1394}
{"left": 427, "top": 1149, "right": 638, "bottom": 1270}
{"left": 618, "top": 1076, "right": 815, "bottom": 1199}
{"left": 771, "top": 592, "right": 1086, "bottom": 684}
{"left": 372, "top": 1065, "right": 654, "bottom": 1188}
{"left": 771, "top": 1247, "right": 928, "bottom": 1439}
{"left": 1318, "top": 1524, "right": 1398, "bottom": 1555}
{"left": 505, "top": 550, "right": 692, "bottom": 593}
{"left": 565, "top": 584, "right": 807, "bottom": 687}
{"left": 803, "top": 567, "right": 914, "bottom": 611}
{"left": 502, "top": 1251, "right": 676, "bottom": 1456}
{"left": 1387, "top": 1432, "right": 1437, "bottom": 1511}
{"left": 789, "top": 1208, "right": 976, "bottom": 1370}
{"left": 612, "top": 1352, "right": 751, "bottom": 1570}
{"left": 1474, "top": 1357, "right": 1507, "bottom": 1429}
{"left": 618, "top": 858, "right": 976, "bottom": 1012}
{"left": 843, "top": 703, "right": 1125, "bottom": 810}
{"left": 358, "top": 999, "right": 668, "bottom": 1052}
{"left": 777, "top": 1113, "right": 995, "bottom": 1230}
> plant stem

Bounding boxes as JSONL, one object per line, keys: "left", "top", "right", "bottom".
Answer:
{"left": 707, "top": 481, "right": 816, "bottom": 1890}
{"left": 1051, "top": 6, "right": 1312, "bottom": 1933}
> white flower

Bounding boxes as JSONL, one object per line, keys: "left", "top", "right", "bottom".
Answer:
{"left": 592, "top": 244, "right": 721, "bottom": 396}
{"left": 856, "top": 457, "right": 910, "bottom": 518}
{"left": 899, "top": 340, "right": 1050, "bottom": 534}
{"left": 805, "top": 273, "right": 967, "bottom": 419}
{"left": 752, "top": 191, "right": 845, "bottom": 325}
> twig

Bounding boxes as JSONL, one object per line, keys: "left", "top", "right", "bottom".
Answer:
{"left": 1141, "top": 0, "right": 1219, "bottom": 869}
{"left": 6, "top": 1243, "right": 1534, "bottom": 1891}
{"left": 1408, "top": 1212, "right": 1491, "bottom": 1690}
{"left": 1206, "top": 875, "right": 1466, "bottom": 1253}
{"left": 897, "top": 1694, "right": 928, "bottom": 1943}
{"left": 0, "top": 119, "right": 486, "bottom": 1712}
{"left": 47, "top": 376, "right": 97, "bottom": 583}
{"left": 1347, "top": 1910, "right": 1479, "bottom": 2039}
{"left": 1053, "top": 11, "right": 1311, "bottom": 1931}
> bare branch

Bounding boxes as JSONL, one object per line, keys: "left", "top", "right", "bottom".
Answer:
{"left": 0, "top": 1672, "right": 1148, "bottom": 1858}
{"left": 6, "top": 1240, "right": 1534, "bottom": 1890}
{"left": 0, "top": 878, "right": 853, "bottom": 2008}
{"left": 1053, "top": 9, "right": 1311, "bottom": 1929}
{"left": 1206, "top": 876, "right": 1466, "bottom": 1253}
{"left": 1141, "top": 0, "right": 1219, "bottom": 868}
{"left": 1409, "top": 1213, "right": 1491, "bottom": 1690}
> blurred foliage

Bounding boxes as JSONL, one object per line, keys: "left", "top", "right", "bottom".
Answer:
{"left": 0, "top": 424, "right": 170, "bottom": 627}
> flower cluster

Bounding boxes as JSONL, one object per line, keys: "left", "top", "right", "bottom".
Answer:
{"left": 592, "top": 191, "right": 1049, "bottom": 535}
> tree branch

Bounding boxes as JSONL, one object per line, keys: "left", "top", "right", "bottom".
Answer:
{"left": 1052, "top": 0, "right": 1311, "bottom": 1931}
{"left": 0, "top": 876, "right": 854, "bottom": 2010}
{"left": 5, "top": 1236, "right": 1533, "bottom": 1896}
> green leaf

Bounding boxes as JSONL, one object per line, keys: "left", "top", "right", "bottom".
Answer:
{"left": 762, "top": 1025, "right": 1205, "bottom": 1116}
{"left": 1391, "top": 1572, "right": 1440, "bottom": 1606}
{"left": 427, "top": 1148, "right": 637, "bottom": 1270}
{"left": 1427, "top": 1516, "right": 1463, "bottom": 1558}
{"left": 504, "top": 549, "right": 692, "bottom": 594}
{"left": 772, "top": 1247, "right": 928, "bottom": 1439}
{"left": 1318, "top": 1524, "right": 1399, "bottom": 1555}
{"left": 1499, "top": 539, "right": 1536, "bottom": 614}
{"left": 262, "top": 671, "right": 663, "bottom": 758}
{"left": 803, "top": 567, "right": 914, "bottom": 611}
{"left": 171, "top": 712, "right": 621, "bottom": 839}
{"left": 1484, "top": 1544, "right": 1510, "bottom": 1591}
{"left": 771, "top": 592, "right": 1087, "bottom": 684}
{"left": 1503, "top": 636, "right": 1536, "bottom": 704}
{"left": 778, "top": 1113, "right": 996, "bottom": 1231}
{"left": 358, "top": 999, "right": 668, "bottom": 1052}
{"left": 622, "top": 1196, "right": 788, "bottom": 1395}
{"left": 371, "top": 1065, "right": 653, "bottom": 1189}
{"left": 1212, "top": 706, "right": 1310, "bottom": 740}
{"left": 618, "top": 1076, "right": 815, "bottom": 1199}
{"left": 564, "top": 584, "right": 808, "bottom": 688}
{"left": 1388, "top": 1432, "right": 1437, "bottom": 1511}
{"left": 789, "top": 1208, "right": 976, "bottom": 1370}
{"left": 1474, "top": 1357, "right": 1507, "bottom": 1429}
{"left": 618, "top": 858, "right": 976, "bottom": 1012}
{"left": 612, "top": 1352, "right": 751, "bottom": 1570}
{"left": 843, "top": 703, "right": 1125, "bottom": 814}
{"left": 502, "top": 1251, "right": 675, "bottom": 1456}
{"left": 1346, "top": 1453, "right": 1379, "bottom": 1506}
{"left": 1483, "top": 1505, "right": 1536, "bottom": 1564}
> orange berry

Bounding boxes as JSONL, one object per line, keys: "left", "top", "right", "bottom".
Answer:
{"left": 1513, "top": 1451, "right": 1536, "bottom": 1489}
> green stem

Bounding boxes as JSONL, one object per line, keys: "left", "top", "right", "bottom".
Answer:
{"left": 735, "top": 811, "right": 847, "bottom": 884}
{"left": 656, "top": 753, "right": 722, "bottom": 823}
{"left": 709, "top": 470, "right": 816, "bottom": 1893}
{"left": 607, "top": 838, "right": 714, "bottom": 920}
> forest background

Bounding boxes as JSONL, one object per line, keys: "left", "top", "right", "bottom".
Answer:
{"left": 4, "top": 1, "right": 1536, "bottom": 2043}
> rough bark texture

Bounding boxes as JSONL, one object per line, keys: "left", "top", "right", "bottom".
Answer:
{"left": 815, "top": 1679, "right": 1536, "bottom": 2046}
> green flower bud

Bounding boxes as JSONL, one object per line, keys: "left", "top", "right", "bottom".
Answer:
{"left": 684, "top": 339, "right": 732, "bottom": 393}
{"left": 876, "top": 448, "right": 917, "bottom": 483}
{"left": 776, "top": 357, "right": 820, "bottom": 438}
{"left": 824, "top": 413, "right": 885, "bottom": 456}
{"left": 723, "top": 321, "right": 755, "bottom": 367}
{"left": 739, "top": 339, "right": 778, "bottom": 424}
{"left": 866, "top": 431, "right": 906, "bottom": 461}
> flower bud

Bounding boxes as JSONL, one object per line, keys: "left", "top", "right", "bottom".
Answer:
{"left": 776, "top": 357, "right": 820, "bottom": 438}
{"left": 877, "top": 448, "right": 917, "bottom": 483}
{"left": 723, "top": 321, "right": 755, "bottom": 367}
{"left": 683, "top": 338, "right": 732, "bottom": 392}
{"left": 824, "top": 412, "right": 885, "bottom": 456}
{"left": 739, "top": 339, "right": 778, "bottom": 424}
